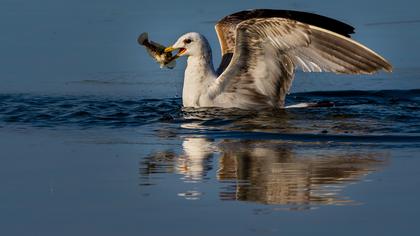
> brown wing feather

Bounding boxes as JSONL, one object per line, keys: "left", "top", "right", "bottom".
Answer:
{"left": 214, "top": 9, "right": 356, "bottom": 74}
{"left": 210, "top": 18, "right": 392, "bottom": 109}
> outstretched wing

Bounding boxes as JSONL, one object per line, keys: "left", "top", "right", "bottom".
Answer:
{"left": 214, "top": 9, "right": 356, "bottom": 74}
{"left": 209, "top": 18, "right": 392, "bottom": 109}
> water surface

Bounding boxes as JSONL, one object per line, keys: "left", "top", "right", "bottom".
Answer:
{"left": 1, "top": 89, "right": 419, "bottom": 235}
{"left": 1, "top": 0, "right": 420, "bottom": 235}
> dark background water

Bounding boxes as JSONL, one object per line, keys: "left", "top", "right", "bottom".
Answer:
{"left": 1, "top": 0, "right": 420, "bottom": 235}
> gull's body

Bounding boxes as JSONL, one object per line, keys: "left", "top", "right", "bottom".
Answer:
{"left": 166, "top": 9, "right": 392, "bottom": 109}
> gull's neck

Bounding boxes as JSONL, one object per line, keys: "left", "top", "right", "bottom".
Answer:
{"left": 183, "top": 45, "right": 217, "bottom": 107}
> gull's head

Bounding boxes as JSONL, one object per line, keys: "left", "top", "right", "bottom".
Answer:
{"left": 165, "top": 32, "right": 209, "bottom": 57}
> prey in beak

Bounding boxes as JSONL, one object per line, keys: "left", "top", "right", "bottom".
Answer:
{"left": 164, "top": 47, "right": 187, "bottom": 57}
{"left": 138, "top": 32, "right": 177, "bottom": 69}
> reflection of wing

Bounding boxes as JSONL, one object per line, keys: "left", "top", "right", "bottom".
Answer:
{"left": 214, "top": 9, "right": 356, "bottom": 74}
{"left": 210, "top": 18, "right": 392, "bottom": 108}
{"left": 217, "top": 140, "right": 386, "bottom": 205}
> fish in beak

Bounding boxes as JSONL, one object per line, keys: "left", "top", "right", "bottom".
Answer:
{"left": 138, "top": 32, "right": 177, "bottom": 69}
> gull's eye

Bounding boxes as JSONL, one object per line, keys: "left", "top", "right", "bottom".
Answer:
{"left": 183, "top": 39, "right": 192, "bottom": 44}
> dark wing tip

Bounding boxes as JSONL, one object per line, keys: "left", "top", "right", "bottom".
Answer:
{"left": 221, "top": 9, "right": 355, "bottom": 38}
{"left": 384, "top": 63, "right": 393, "bottom": 73}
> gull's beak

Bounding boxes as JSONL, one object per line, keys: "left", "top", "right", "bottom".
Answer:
{"left": 164, "top": 47, "right": 175, "bottom": 53}
{"left": 164, "top": 46, "right": 187, "bottom": 57}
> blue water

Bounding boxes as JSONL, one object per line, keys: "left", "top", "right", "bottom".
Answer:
{"left": 1, "top": 89, "right": 419, "bottom": 235}
{"left": 1, "top": 0, "right": 420, "bottom": 235}
{"left": 1, "top": 89, "right": 419, "bottom": 135}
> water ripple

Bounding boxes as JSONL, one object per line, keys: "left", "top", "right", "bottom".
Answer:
{"left": 0, "top": 89, "right": 419, "bottom": 139}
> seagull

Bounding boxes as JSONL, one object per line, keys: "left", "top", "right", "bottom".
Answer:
{"left": 164, "top": 9, "right": 392, "bottom": 109}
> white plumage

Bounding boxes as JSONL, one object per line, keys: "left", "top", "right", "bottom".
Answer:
{"left": 166, "top": 10, "right": 392, "bottom": 109}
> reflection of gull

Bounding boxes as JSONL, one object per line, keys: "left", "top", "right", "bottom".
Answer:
{"left": 140, "top": 138, "right": 386, "bottom": 207}
{"left": 139, "top": 138, "right": 214, "bottom": 183}
{"left": 164, "top": 9, "right": 392, "bottom": 109}
{"left": 139, "top": 138, "right": 214, "bottom": 200}
{"left": 177, "top": 138, "right": 214, "bottom": 181}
